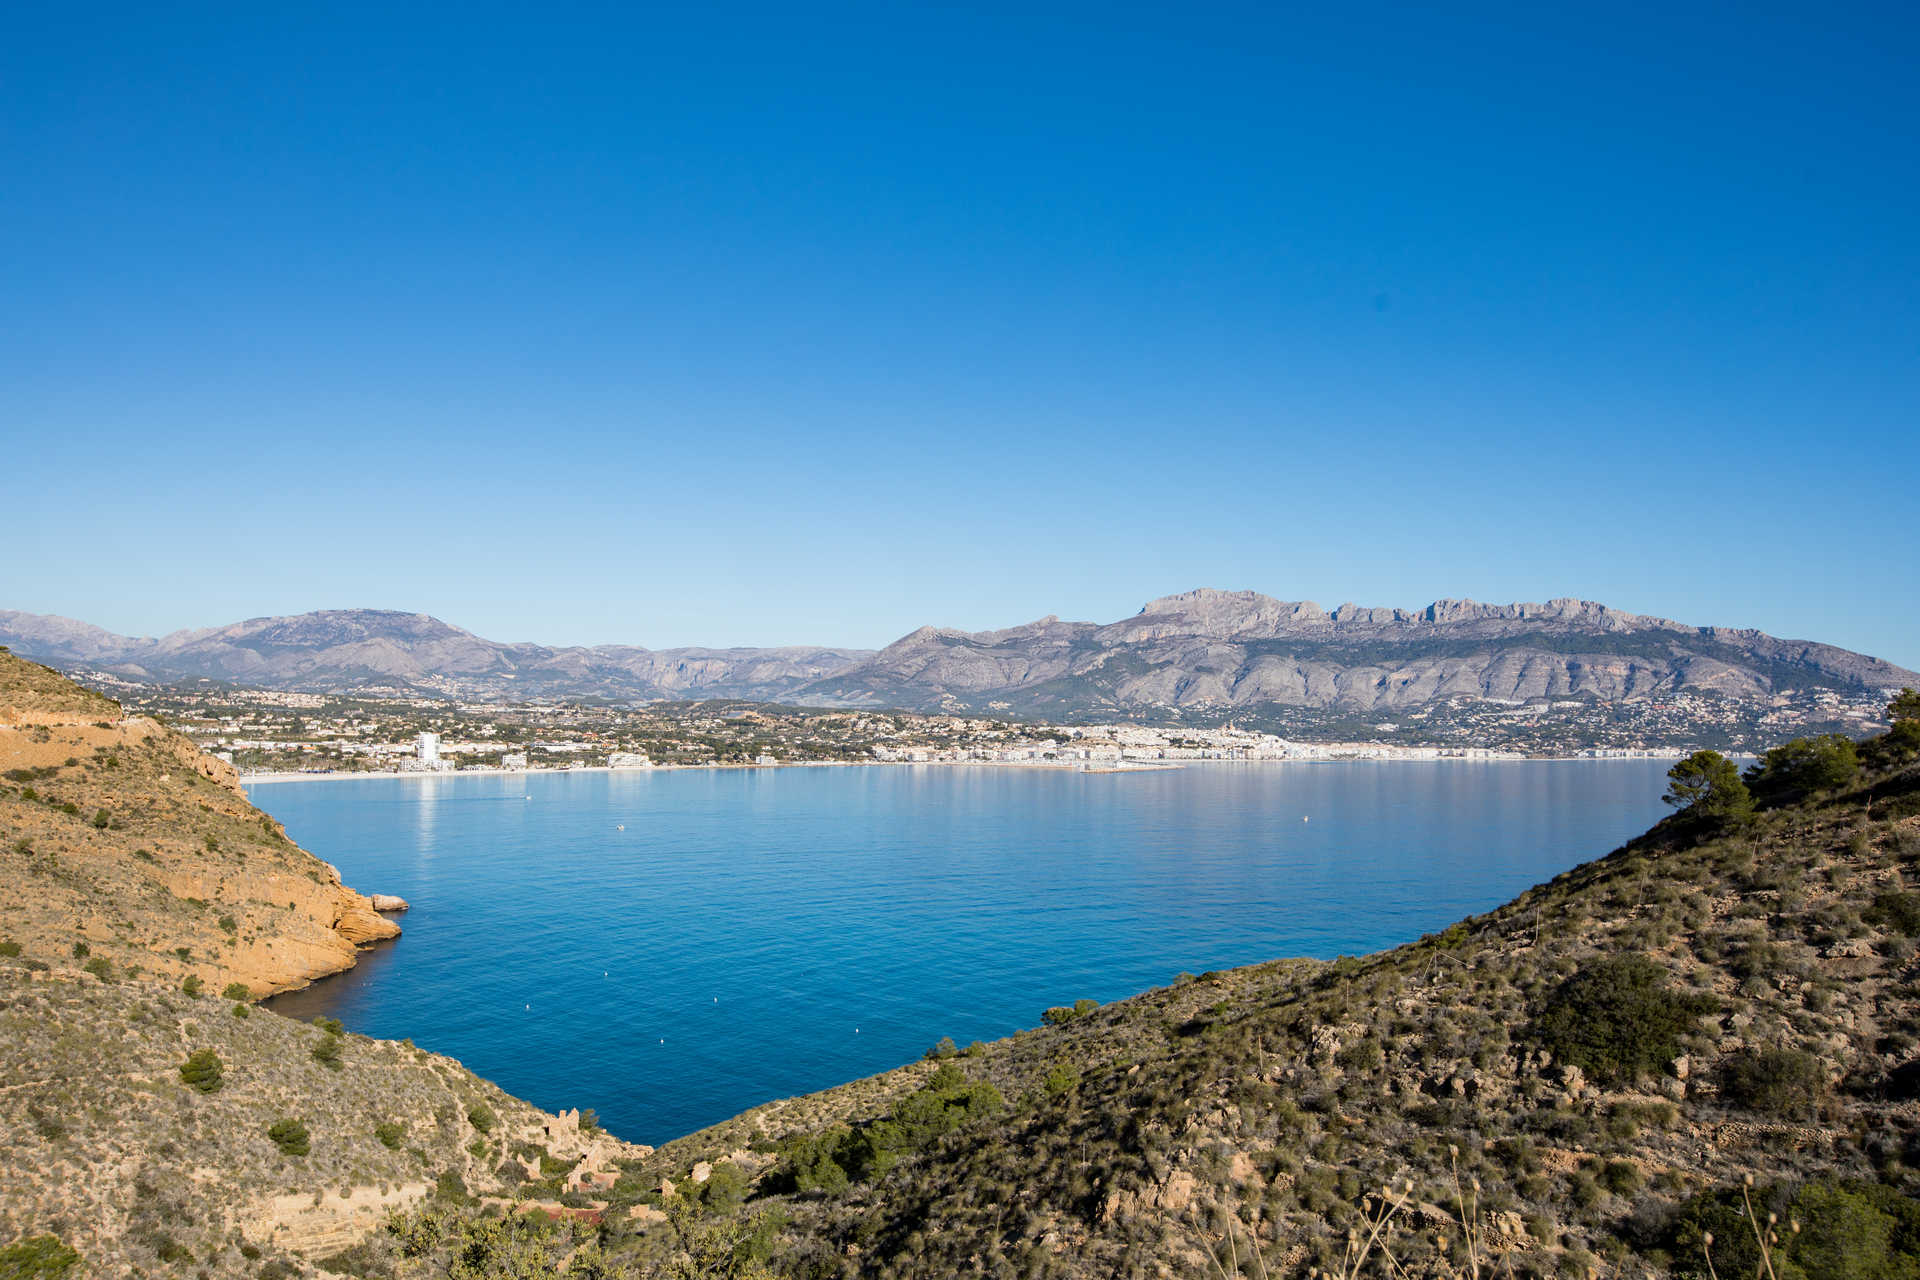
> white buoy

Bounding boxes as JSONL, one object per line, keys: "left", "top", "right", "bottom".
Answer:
{"left": 617, "top": 824, "right": 625, "bottom": 831}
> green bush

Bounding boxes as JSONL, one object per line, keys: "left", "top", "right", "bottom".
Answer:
{"left": 179, "top": 1049, "right": 224, "bottom": 1093}
{"left": 0, "top": 1234, "right": 83, "bottom": 1279}
{"left": 1041, "top": 999, "right": 1097, "bottom": 1025}
{"left": 1719, "top": 1047, "right": 1827, "bottom": 1118}
{"left": 0, "top": 941, "right": 20, "bottom": 958}
{"left": 466, "top": 1102, "right": 498, "bottom": 1134}
{"left": 1665, "top": 1177, "right": 1920, "bottom": 1279}
{"left": 267, "top": 1118, "right": 310, "bottom": 1157}
{"left": 180, "top": 975, "right": 203, "bottom": 998}
{"left": 1529, "top": 954, "right": 1716, "bottom": 1085}
{"left": 70, "top": 942, "right": 88, "bottom": 959}
{"left": 90, "top": 809, "right": 109, "bottom": 829}
{"left": 375, "top": 1121, "right": 405, "bottom": 1149}
{"left": 222, "top": 981, "right": 252, "bottom": 1001}
{"left": 82, "top": 957, "right": 111, "bottom": 983}
{"left": 1866, "top": 891, "right": 1920, "bottom": 938}
{"left": 311, "top": 1034, "right": 344, "bottom": 1070}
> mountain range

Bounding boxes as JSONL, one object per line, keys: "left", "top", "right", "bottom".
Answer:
{"left": 3, "top": 589, "right": 1913, "bottom": 718}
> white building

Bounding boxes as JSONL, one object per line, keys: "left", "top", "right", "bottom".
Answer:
{"left": 416, "top": 732, "right": 441, "bottom": 764}
{"left": 607, "top": 752, "right": 653, "bottom": 770}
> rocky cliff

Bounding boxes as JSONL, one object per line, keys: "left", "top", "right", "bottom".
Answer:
{"left": 0, "top": 650, "right": 398, "bottom": 996}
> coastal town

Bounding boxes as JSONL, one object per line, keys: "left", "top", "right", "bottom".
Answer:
{"left": 59, "top": 670, "right": 1894, "bottom": 778}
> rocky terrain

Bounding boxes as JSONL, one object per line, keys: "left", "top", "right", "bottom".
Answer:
{"left": 0, "top": 650, "right": 398, "bottom": 996}
{"left": 802, "top": 589, "right": 1919, "bottom": 719}
{"left": 5, "top": 593, "right": 1911, "bottom": 731}
{"left": 0, "top": 653, "right": 646, "bottom": 1279}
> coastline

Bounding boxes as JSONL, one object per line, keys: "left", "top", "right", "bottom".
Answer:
{"left": 237, "top": 751, "right": 1687, "bottom": 786}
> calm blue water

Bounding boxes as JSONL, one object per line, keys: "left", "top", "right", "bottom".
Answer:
{"left": 251, "top": 761, "right": 1669, "bottom": 1144}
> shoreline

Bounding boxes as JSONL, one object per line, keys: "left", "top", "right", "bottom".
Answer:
{"left": 237, "top": 752, "right": 1687, "bottom": 785}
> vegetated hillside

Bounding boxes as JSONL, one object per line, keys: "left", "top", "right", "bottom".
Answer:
{"left": 360, "top": 713, "right": 1920, "bottom": 1278}
{"left": 0, "top": 967, "right": 645, "bottom": 1279}
{"left": 0, "top": 609, "right": 871, "bottom": 703}
{"left": 0, "top": 649, "right": 398, "bottom": 996}
{"left": 797, "top": 589, "right": 1919, "bottom": 718}
{"left": 0, "top": 649, "right": 649, "bottom": 1279}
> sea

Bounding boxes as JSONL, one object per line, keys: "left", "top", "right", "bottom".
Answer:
{"left": 251, "top": 759, "right": 1672, "bottom": 1145}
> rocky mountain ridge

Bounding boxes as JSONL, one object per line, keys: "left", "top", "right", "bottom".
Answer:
{"left": 3, "top": 591, "right": 1912, "bottom": 721}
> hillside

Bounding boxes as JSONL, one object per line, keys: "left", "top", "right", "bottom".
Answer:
{"left": 374, "top": 713, "right": 1920, "bottom": 1278}
{"left": 0, "top": 650, "right": 398, "bottom": 996}
{"left": 0, "top": 653, "right": 648, "bottom": 1279}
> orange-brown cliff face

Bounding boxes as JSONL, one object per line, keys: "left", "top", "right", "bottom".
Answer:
{"left": 0, "top": 649, "right": 398, "bottom": 996}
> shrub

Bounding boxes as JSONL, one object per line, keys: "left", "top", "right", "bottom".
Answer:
{"left": 82, "top": 958, "right": 111, "bottom": 983}
{"left": 1665, "top": 1177, "right": 1920, "bottom": 1279}
{"left": 1041, "top": 1000, "right": 1096, "bottom": 1025}
{"left": 0, "top": 941, "right": 19, "bottom": 958}
{"left": 1866, "top": 891, "right": 1920, "bottom": 938}
{"left": 180, "top": 975, "right": 203, "bottom": 998}
{"left": 1529, "top": 955, "right": 1716, "bottom": 1085}
{"left": 231, "top": 1003, "right": 250, "bottom": 1019}
{"left": 311, "top": 1035, "right": 344, "bottom": 1070}
{"left": 375, "top": 1121, "right": 405, "bottom": 1150}
{"left": 466, "top": 1102, "right": 498, "bottom": 1134}
{"left": 578, "top": 1107, "right": 600, "bottom": 1136}
{"left": 222, "top": 981, "right": 252, "bottom": 1001}
{"left": 0, "top": 1234, "right": 83, "bottom": 1278}
{"left": 179, "top": 1049, "right": 223, "bottom": 1093}
{"left": 70, "top": 942, "right": 88, "bottom": 959}
{"left": 89, "top": 809, "right": 109, "bottom": 829}
{"left": 1719, "top": 1047, "right": 1827, "bottom": 1118}
{"left": 267, "top": 1118, "right": 310, "bottom": 1157}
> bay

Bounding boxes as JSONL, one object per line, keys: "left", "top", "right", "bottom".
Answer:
{"left": 252, "top": 760, "right": 1671, "bottom": 1145}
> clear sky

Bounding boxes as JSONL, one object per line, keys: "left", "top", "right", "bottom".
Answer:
{"left": 4, "top": 2, "right": 1916, "bottom": 666}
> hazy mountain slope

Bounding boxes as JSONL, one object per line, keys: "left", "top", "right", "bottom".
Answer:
{"left": 0, "top": 650, "right": 398, "bottom": 996}
{"left": 799, "top": 588, "right": 1919, "bottom": 716}
{"left": 0, "top": 609, "right": 872, "bottom": 702}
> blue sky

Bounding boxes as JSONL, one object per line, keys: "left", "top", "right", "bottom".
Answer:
{"left": 4, "top": 3, "right": 1916, "bottom": 666}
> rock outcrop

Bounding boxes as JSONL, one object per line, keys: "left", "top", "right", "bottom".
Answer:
{"left": 0, "top": 650, "right": 399, "bottom": 996}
